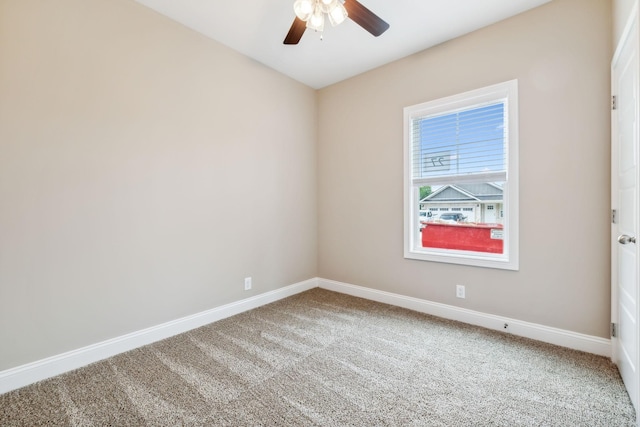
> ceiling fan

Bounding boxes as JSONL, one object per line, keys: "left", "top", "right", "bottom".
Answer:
{"left": 284, "top": 0, "right": 390, "bottom": 45}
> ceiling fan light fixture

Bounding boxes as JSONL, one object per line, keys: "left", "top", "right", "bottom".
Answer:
{"left": 293, "top": 0, "right": 347, "bottom": 33}
{"left": 293, "top": 0, "right": 314, "bottom": 21}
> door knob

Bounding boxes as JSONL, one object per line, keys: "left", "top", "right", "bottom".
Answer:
{"left": 618, "top": 235, "right": 636, "bottom": 244}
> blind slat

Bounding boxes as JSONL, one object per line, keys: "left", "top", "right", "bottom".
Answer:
{"left": 411, "top": 102, "right": 506, "bottom": 182}
{"left": 412, "top": 171, "right": 507, "bottom": 187}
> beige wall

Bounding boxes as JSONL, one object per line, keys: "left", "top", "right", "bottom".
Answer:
{"left": 0, "top": 0, "right": 317, "bottom": 371}
{"left": 318, "top": 0, "right": 612, "bottom": 337}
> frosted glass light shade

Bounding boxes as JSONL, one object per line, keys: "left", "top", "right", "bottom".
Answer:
{"left": 328, "top": 2, "right": 348, "bottom": 26}
{"left": 293, "top": 0, "right": 314, "bottom": 21}
{"left": 306, "top": 5, "right": 325, "bottom": 31}
{"left": 320, "top": 0, "right": 336, "bottom": 13}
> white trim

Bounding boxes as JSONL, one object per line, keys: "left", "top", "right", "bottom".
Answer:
{"left": 1, "top": 277, "right": 611, "bottom": 395}
{"left": 318, "top": 278, "right": 611, "bottom": 357}
{"left": 0, "top": 278, "right": 318, "bottom": 395}
{"left": 613, "top": 0, "right": 639, "bottom": 65}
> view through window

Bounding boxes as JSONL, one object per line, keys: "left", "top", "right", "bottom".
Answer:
{"left": 404, "top": 80, "right": 519, "bottom": 270}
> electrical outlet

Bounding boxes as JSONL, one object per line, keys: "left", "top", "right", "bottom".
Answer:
{"left": 456, "top": 284, "right": 465, "bottom": 299}
{"left": 244, "top": 277, "right": 252, "bottom": 291}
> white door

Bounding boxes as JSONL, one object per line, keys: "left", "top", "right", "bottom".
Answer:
{"left": 612, "top": 8, "right": 640, "bottom": 415}
{"left": 485, "top": 205, "right": 497, "bottom": 223}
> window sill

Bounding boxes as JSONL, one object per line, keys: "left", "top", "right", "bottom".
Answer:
{"left": 405, "top": 247, "right": 519, "bottom": 271}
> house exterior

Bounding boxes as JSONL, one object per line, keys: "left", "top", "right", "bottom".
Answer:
{"left": 419, "top": 183, "right": 503, "bottom": 224}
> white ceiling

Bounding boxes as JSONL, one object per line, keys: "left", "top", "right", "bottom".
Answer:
{"left": 134, "top": 0, "right": 552, "bottom": 89}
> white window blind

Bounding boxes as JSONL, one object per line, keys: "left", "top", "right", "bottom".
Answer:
{"left": 410, "top": 101, "right": 508, "bottom": 186}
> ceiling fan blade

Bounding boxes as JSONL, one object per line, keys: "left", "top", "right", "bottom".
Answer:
{"left": 284, "top": 17, "right": 306, "bottom": 45}
{"left": 344, "top": 0, "right": 389, "bottom": 37}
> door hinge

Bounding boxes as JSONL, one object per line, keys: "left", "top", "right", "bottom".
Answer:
{"left": 612, "top": 209, "right": 617, "bottom": 224}
{"left": 611, "top": 322, "right": 617, "bottom": 338}
{"left": 612, "top": 95, "right": 617, "bottom": 110}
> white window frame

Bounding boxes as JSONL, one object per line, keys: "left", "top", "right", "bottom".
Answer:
{"left": 403, "top": 80, "right": 519, "bottom": 270}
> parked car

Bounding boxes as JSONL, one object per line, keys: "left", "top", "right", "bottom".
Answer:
{"left": 438, "top": 212, "right": 467, "bottom": 222}
{"left": 419, "top": 211, "right": 436, "bottom": 230}
{"left": 419, "top": 211, "right": 433, "bottom": 220}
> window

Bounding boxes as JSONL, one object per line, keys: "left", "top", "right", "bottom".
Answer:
{"left": 404, "top": 80, "right": 519, "bottom": 270}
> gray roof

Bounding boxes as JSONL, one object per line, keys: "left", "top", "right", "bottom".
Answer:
{"left": 421, "top": 183, "right": 503, "bottom": 203}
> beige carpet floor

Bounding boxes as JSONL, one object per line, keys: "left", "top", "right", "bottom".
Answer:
{"left": 0, "top": 288, "right": 636, "bottom": 426}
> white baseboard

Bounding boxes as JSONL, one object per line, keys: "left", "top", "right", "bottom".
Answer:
{"left": 0, "top": 278, "right": 318, "bottom": 395}
{"left": 1, "top": 276, "right": 611, "bottom": 395}
{"left": 318, "top": 278, "right": 611, "bottom": 358}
